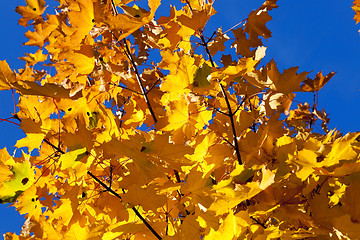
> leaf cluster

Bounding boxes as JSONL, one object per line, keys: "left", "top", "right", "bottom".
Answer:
{"left": 0, "top": 0, "right": 359, "bottom": 239}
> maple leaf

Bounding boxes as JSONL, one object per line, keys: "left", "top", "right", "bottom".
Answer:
{"left": 245, "top": 0, "right": 278, "bottom": 42}
{"left": 208, "top": 28, "right": 230, "bottom": 56}
{"left": 231, "top": 0, "right": 278, "bottom": 57}
{"left": 248, "top": 59, "right": 309, "bottom": 94}
{"left": 59, "top": 147, "right": 88, "bottom": 170}
{"left": 205, "top": 211, "right": 251, "bottom": 239}
{"left": 15, "top": 0, "right": 46, "bottom": 26}
{"left": 2, "top": 0, "right": 360, "bottom": 239}
{"left": 192, "top": 62, "right": 212, "bottom": 88}
{"left": 301, "top": 71, "right": 336, "bottom": 92}
{"left": 24, "top": 14, "right": 59, "bottom": 47}
{"left": 19, "top": 50, "right": 48, "bottom": 66}
{"left": 0, "top": 60, "right": 17, "bottom": 90}
{"left": 96, "top": 0, "right": 161, "bottom": 41}
{"left": 67, "top": 0, "right": 95, "bottom": 47}
{"left": 0, "top": 157, "right": 34, "bottom": 204}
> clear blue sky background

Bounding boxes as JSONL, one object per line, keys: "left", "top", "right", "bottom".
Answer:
{"left": 0, "top": 0, "right": 359, "bottom": 235}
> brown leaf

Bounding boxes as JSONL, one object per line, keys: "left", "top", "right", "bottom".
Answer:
{"left": 301, "top": 71, "right": 336, "bottom": 92}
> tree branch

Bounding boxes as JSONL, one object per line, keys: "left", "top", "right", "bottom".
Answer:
{"left": 199, "top": 32, "right": 242, "bottom": 164}
{"left": 121, "top": 39, "right": 157, "bottom": 123}
{"left": 87, "top": 171, "right": 162, "bottom": 240}
{"left": 219, "top": 83, "right": 242, "bottom": 164}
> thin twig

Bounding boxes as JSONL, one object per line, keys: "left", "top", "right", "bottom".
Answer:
{"left": 122, "top": 39, "right": 157, "bottom": 123}
{"left": 250, "top": 216, "right": 267, "bottom": 229}
{"left": 219, "top": 84, "right": 242, "bottom": 164}
{"left": 87, "top": 171, "right": 162, "bottom": 240}
{"left": 199, "top": 32, "right": 215, "bottom": 68}
{"left": 147, "top": 78, "right": 161, "bottom": 93}
{"left": 109, "top": 0, "right": 157, "bottom": 123}
{"left": 199, "top": 32, "right": 242, "bottom": 164}
{"left": 108, "top": 82, "right": 143, "bottom": 95}
{"left": 43, "top": 138, "right": 65, "bottom": 154}
{"left": 204, "top": 101, "right": 229, "bottom": 116}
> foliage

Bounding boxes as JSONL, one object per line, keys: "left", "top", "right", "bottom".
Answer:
{"left": 0, "top": 0, "right": 359, "bottom": 239}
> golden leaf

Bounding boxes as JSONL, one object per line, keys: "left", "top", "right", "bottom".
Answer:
{"left": 0, "top": 60, "right": 16, "bottom": 90}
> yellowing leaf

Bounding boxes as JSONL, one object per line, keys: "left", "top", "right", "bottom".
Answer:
{"left": 10, "top": 81, "right": 82, "bottom": 99}
{"left": 0, "top": 161, "right": 34, "bottom": 204}
{"left": 205, "top": 211, "right": 251, "bottom": 240}
{"left": 66, "top": 36, "right": 95, "bottom": 74}
{"left": 161, "top": 98, "right": 189, "bottom": 131}
{"left": 209, "top": 181, "right": 262, "bottom": 216}
{"left": 59, "top": 147, "right": 88, "bottom": 170}
{"left": 177, "top": 9, "right": 212, "bottom": 33}
{"left": 14, "top": 185, "right": 43, "bottom": 220}
{"left": 192, "top": 62, "right": 212, "bottom": 88}
{"left": 122, "top": 184, "right": 167, "bottom": 212}
{"left": 245, "top": 0, "right": 278, "bottom": 42}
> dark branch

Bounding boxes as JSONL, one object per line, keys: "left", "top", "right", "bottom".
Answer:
{"left": 121, "top": 39, "right": 157, "bottom": 123}
{"left": 199, "top": 32, "right": 242, "bottom": 164}
{"left": 219, "top": 84, "right": 242, "bottom": 164}
{"left": 87, "top": 171, "right": 162, "bottom": 240}
{"left": 43, "top": 138, "right": 65, "bottom": 154}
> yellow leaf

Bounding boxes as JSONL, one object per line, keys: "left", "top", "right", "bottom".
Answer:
{"left": 68, "top": 0, "right": 94, "bottom": 46}
{"left": 0, "top": 60, "right": 16, "bottom": 90}
{"left": 259, "top": 166, "right": 275, "bottom": 190}
{"left": 59, "top": 147, "right": 88, "bottom": 170}
{"left": 15, "top": 0, "right": 46, "bottom": 26}
{"left": 66, "top": 36, "right": 95, "bottom": 74}
{"left": 205, "top": 211, "right": 251, "bottom": 240}
{"left": 19, "top": 50, "right": 48, "bottom": 66}
{"left": 122, "top": 184, "right": 167, "bottom": 212}
{"left": 266, "top": 59, "right": 309, "bottom": 93}
{"left": 0, "top": 160, "right": 34, "bottom": 204}
{"left": 14, "top": 185, "right": 43, "bottom": 220}
{"left": 97, "top": 0, "right": 161, "bottom": 41}
{"left": 161, "top": 98, "right": 189, "bottom": 131}
{"left": 209, "top": 181, "right": 262, "bottom": 215}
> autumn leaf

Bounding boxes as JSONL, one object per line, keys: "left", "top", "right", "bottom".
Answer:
{"left": 0, "top": 160, "right": 34, "bottom": 204}
{"left": 0, "top": 60, "right": 17, "bottom": 90}
{"left": 192, "top": 62, "right": 212, "bottom": 88}
{"left": 266, "top": 59, "right": 309, "bottom": 93}
{"left": 59, "top": 147, "right": 88, "bottom": 170}
{"left": 301, "top": 71, "right": 336, "bottom": 92}
{"left": 1, "top": 0, "right": 360, "bottom": 239}
{"left": 67, "top": 0, "right": 95, "bottom": 46}
{"left": 353, "top": 0, "right": 360, "bottom": 23}
{"left": 96, "top": 0, "right": 161, "bottom": 41}
{"left": 15, "top": 0, "right": 46, "bottom": 26}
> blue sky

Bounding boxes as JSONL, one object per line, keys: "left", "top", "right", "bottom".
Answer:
{"left": 0, "top": 0, "right": 359, "bottom": 235}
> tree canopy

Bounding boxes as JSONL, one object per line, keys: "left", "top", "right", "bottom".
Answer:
{"left": 0, "top": 0, "right": 360, "bottom": 239}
